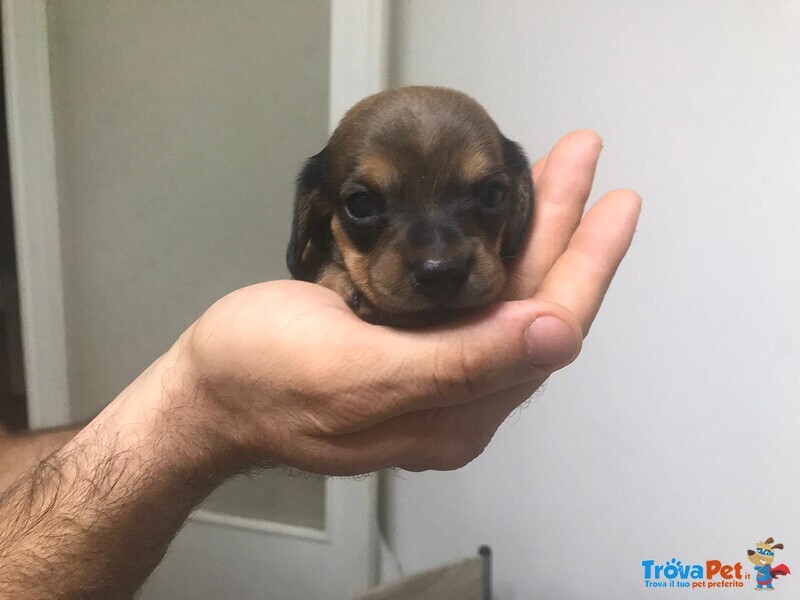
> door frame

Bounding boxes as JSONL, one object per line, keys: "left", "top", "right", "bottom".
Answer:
{"left": 3, "top": 0, "right": 388, "bottom": 592}
{"left": 2, "top": 0, "right": 70, "bottom": 429}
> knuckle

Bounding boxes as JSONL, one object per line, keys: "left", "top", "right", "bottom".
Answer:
{"left": 409, "top": 430, "right": 493, "bottom": 472}
{"left": 435, "top": 438, "right": 487, "bottom": 471}
{"left": 457, "top": 431, "right": 493, "bottom": 467}
{"left": 433, "top": 336, "right": 488, "bottom": 405}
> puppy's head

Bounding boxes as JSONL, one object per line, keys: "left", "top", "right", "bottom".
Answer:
{"left": 287, "top": 86, "right": 533, "bottom": 325}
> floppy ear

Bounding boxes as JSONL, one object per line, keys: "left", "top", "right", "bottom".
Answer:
{"left": 286, "top": 148, "right": 332, "bottom": 281}
{"left": 500, "top": 136, "right": 534, "bottom": 261}
{"left": 772, "top": 543, "right": 784, "bottom": 550}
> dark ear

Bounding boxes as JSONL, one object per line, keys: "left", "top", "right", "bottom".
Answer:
{"left": 500, "top": 136, "right": 534, "bottom": 261}
{"left": 772, "top": 543, "right": 784, "bottom": 550}
{"left": 286, "top": 148, "right": 332, "bottom": 281}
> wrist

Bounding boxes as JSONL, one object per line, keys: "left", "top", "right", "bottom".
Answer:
{"left": 0, "top": 340, "right": 230, "bottom": 598}
{"left": 101, "top": 338, "right": 233, "bottom": 490}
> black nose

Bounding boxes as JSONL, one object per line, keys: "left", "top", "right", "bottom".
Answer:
{"left": 410, "top": 256, "right": 470, "bottom": 300}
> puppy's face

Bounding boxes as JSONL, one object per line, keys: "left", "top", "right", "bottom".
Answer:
{"left": 287, "top": 86, "right": 533, "bottom": 326}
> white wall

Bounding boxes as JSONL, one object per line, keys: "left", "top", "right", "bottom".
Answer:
{"left": 384, "top": 2, "right": 800, "bottom": 598}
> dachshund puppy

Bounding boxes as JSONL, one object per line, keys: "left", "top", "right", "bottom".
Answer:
{"left": 286, "top": 86, "right": 533, "bottom": 327}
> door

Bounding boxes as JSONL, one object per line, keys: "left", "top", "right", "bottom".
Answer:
{"left": 3, "top": 1, "right": 386, "bottom": 598}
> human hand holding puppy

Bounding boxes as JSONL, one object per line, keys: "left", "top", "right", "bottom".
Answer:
{"left": 0, "top": 126, "right": 638, "bottom": 598}
{"left": 173, "top": 90, "right": 641, "bottom": 475}
{"left": 161, "top": 127, "right": 641, "bottom": 477}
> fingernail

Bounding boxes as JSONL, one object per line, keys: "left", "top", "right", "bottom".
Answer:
{"left": 525, "top": 316, "right": 580, "bottom": 367}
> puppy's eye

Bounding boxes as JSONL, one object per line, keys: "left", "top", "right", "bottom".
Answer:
{"left": 344, "top": 191, "right": 382, "bottom": 221}
{"left": 480, "top": 184, "right": 506, "bottom": 210}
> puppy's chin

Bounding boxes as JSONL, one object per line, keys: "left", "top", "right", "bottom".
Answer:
{"left": 371, "top": 306, "right": 474, "bottom": 329}
{"left": 352, "top": 296, "right": 481, "bottom": 328}
{"left": 352, "top": 284, "right": 505, "bottom": 328}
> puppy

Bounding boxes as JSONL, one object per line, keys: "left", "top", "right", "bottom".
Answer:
{"left": 286, "top": 86, "right": 533, "bottom": 327}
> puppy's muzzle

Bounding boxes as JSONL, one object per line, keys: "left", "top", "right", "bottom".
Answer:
{"left": 408, "top": 254, "right": 473, "bottom": 302}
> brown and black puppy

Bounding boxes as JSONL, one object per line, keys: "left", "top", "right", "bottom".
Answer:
{"left": 286, "top": 86, "right": 533, "bottom": 327}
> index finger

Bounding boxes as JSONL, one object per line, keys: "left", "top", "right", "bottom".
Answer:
{"left": 535, "top": 189, "right": 642, "bottom": 334}
{"left": 505, "top": 130, "right": 603, "bottom": 300}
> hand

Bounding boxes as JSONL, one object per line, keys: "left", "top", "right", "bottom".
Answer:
{"left": 166, "top": 130, "right": 640, "bottom": 476}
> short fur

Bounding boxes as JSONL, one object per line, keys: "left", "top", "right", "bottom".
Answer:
{"left": 287, "top": 86, "right": 534, "bottom": 326}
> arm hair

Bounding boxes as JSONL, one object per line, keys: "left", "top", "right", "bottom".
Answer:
{"left": 0, "top": 349, "right": 227, "bottom": 599}
{"left": 0, "top": 425, "right": 82, "bottom": 493}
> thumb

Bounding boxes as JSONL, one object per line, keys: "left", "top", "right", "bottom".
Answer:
{"left": 366, "top": 300, "right": 582, "bottom": 419}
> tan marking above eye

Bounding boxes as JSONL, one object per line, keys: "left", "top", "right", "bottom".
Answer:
{"left": 356, "top": 153, "right": 399, "bottom": 191}
{"left": 460, "top": 149, "right": 495, "bottom": 183}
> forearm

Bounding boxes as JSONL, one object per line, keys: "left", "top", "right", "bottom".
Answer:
{"left": 0, "top": 426, "right": 81, "bottom": 493}
{"left": 0, "top": 345, "right": 224, "bottom": 599}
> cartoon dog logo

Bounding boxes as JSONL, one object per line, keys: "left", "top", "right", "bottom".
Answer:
{"left": 747, "top": 537, "right": 790, "bottom": 591}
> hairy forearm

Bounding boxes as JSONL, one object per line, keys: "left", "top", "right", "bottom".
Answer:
{"left": 0, "top": 426, "right": 81, "bottom": 493}
{"left": 0, "top": 346, "right": 224, "bottom": 599}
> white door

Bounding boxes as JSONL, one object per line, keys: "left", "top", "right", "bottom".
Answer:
{"left": 3, "top": 1, "right": 386, "bottom": 598}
